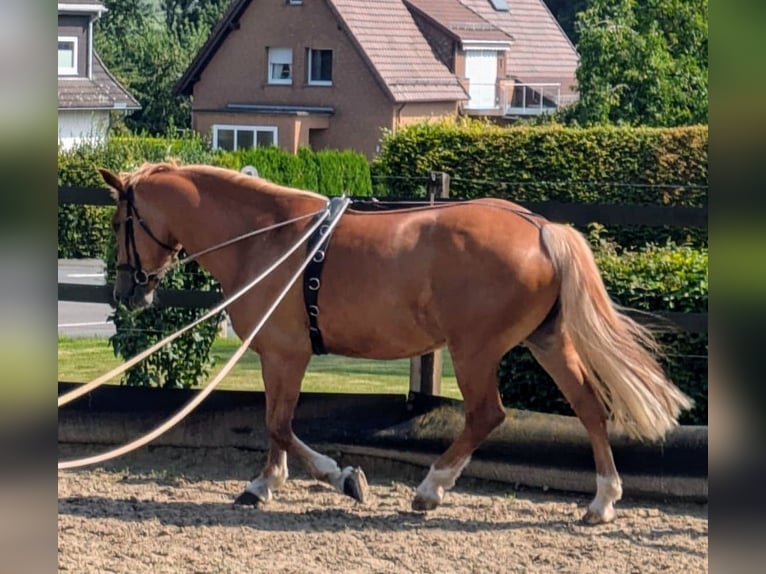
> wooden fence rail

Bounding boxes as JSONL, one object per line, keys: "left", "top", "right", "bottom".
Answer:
{"left": 58, "top": 173, "right": 708, "bottom": 396}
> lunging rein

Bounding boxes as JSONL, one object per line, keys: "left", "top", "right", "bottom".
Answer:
{"left": 58, "top": 195, "right": 350, "bottom": 468}
{"left": 59, "top": 163, "right": 692, "bottom": 525}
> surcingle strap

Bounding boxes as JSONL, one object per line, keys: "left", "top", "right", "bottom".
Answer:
{"left": 303, "top": 197, "right": 347, "bottom": 355}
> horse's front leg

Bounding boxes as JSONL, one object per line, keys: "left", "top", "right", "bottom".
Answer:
{"left": 235, "top": 446, "right": 289, "bottom": 506}
{"left": 234, "top": 348, "right": 367, "bottom": 506}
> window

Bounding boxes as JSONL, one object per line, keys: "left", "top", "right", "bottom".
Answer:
{"left": 58, "top": 36, "right": 78, "bottom": 76}
{"left": 308, "top": 49, "right": 333, "bottom": 85}
{"left": 288, "top": 0, "right": 303, "bottom": 5}
{"left": 268, "top": 47, "right": 293, "bottom": 84}
{"left": 212, "top": 125, "right": 277, "bottom": 151}
{"left": 464, "top": 49, "right": 498, "bottom": 109}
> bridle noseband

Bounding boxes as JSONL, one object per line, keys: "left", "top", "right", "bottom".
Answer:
{"left": 117, "top": 185, "right": 178, "bottom": 286}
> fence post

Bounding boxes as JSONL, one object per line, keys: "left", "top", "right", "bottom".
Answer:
{"left": 409, "top": 172, "right": 450, "bottom": 399}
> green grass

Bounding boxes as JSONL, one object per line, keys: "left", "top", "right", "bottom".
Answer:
{"left": 57, "top": 337, "right": 462, "bottom": 398}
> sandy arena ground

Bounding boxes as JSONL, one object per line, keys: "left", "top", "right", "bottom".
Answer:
{"left": 58, "top": 445, "right": 707, "bottom": 573}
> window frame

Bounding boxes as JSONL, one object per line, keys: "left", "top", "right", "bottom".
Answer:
{"left": 211, "top": 125, "right": 278, "bottom": 151}
{"left": 58, "top": 36, "right": 78, "bottom": 76}
{"left": 307, "top": 48, "right": 333, "bottom": 86}
{"left": 267, "top": 47, "right": 293, "bottom": 85}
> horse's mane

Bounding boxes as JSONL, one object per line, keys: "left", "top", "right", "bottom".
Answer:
{"left": 124, "top": 161, "right": 179, "bottom": 189}
{"left": 126, "top": 161, "right": 326, "bottom": 201}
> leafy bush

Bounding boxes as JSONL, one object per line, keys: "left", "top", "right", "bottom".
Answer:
{"left": 58, "top": 137, "right": 373, "bottom": 258}
{"left": 372, "top": 120, "right": 708, "bottom": 247}
{"left": 107, "top": 261, "right": 222, "bottom": 389}
{"left": 498, "top": 238, "right": 708, "bottom": 425}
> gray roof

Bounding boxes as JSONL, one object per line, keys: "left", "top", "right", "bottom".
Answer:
{"left": 404, "top": 0, "right": 513, "bottom": 44}
{"left": 58, "top": 53, "right": 141, "bottom": 110}
{"left": 327, "top": 0, "right": 468, "bottom": 102}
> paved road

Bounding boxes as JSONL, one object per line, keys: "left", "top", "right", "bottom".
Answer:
{"left": 57, "top": 259, "right": 234, "bottom": 339}
{"left": 58, "top": 259, "right": 115, "bottom": 338}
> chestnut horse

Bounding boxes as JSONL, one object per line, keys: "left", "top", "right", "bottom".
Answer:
{"left": 99, "top": 163, "right": 691, "bottom": 524}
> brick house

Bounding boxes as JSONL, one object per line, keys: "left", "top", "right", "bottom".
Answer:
{"left": 175, "top": 0, "right": 577, "bottom": 158}
{"left": 58, "top": 1, "right": 140, "bottom": 149}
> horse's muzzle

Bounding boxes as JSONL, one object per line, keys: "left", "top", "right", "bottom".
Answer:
{"left": 114, "top": 271, "right": 155, "bottom": 310}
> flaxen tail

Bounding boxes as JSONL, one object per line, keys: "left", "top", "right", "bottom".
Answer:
{"left": 540, "top": 223, "right": 693, "bottom": 441}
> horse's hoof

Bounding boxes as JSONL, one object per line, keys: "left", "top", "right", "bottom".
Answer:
{"left": 342, "top": 467, "right": 368, "bottom": 503}
{"left": 411, "top": 495, "right": 438, "bottom": 512}
{"left": 581, "top": 508, "right": 615, "bottom": 525}
{"left": 234, "top": 490, "right": 267, "bottom": 507}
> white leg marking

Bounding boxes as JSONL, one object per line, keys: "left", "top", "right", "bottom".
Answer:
{"left": 245, "top": 451, "right": 289, "bottom": 502}
{"left": 588, "top": 473, "right": 623, "bottom": 521}
{"left": 415, "top": 457, "right": 471, "bottom": 506}
{"left": 292, "top": 437, "right": 354, "bottom": 493}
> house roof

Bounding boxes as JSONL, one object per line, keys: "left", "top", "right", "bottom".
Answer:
{"left": 174, "top": 0, "right": 467, "bottom": 103}
{"left": 404, "top": 0, "right": 513, "bottom": 45}
{"left": 58, "top": 53, "right": 141, "bottom": 111}
{"left": 462, "top": 0, "right": 578, "bottom": 94}
{"left": 327, "top": 0, "right": 467, "bottom": 102}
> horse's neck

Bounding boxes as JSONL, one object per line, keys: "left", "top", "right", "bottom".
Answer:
{"left": 165, "top": 182, "right": 322, "bottom": 290}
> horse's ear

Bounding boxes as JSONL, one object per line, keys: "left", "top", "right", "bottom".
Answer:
{"left": 98, "top": 168, "right": 123, "bottom": 199}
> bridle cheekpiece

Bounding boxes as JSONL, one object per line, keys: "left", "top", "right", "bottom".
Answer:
{"left": 117, "top": 185, "right": 178, "bottom": 286}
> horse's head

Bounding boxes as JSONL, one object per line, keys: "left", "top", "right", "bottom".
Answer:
{"left": 99, "top": 168, "right": 180, "bottom": 310}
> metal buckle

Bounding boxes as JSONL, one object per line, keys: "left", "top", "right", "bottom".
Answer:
{"left": 134, "top": 269, "right": 149, "bottom": 285}
{"left": 319, "top": 224, "right": 329, "bottom": 236}
{"left": 313, "top": 250, "right": 325, "bottom": 263}
{"left": 308, "top": 305, "right": 319, "bottom": 317}
{"left": 308, "top": 277, "right": 320, "bottom": 291}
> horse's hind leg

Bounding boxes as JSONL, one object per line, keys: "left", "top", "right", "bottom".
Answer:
{"left": 234, "top": 349, "right": 367, "bottom": 506}
{"left": 412, "top": 347, "right": 507, "bottom": 511}
{"left": 525, "top": 320, "right": 622, "bottom": 525}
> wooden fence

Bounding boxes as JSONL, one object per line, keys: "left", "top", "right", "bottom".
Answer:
{"left": 58, "top": 173, "right": 708, "bottom": 396}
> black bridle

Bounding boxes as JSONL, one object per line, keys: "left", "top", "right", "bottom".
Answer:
{"left": 117, "top": 186, "right": 178, "bottom": 286}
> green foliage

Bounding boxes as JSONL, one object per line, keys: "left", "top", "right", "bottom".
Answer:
{"left": 373, "top": 121, "right": 707, "bottom": 247}
{"left": 541, "top": 0, "right": 588, "bottom": 43}
{"left": 316, "top": 150, "right": 374, "bottom": 197}
{"left": 108, "top": 262, "right": 222, "bottom": 389}
{"left": 498, "top": 240, "right": 708, "bottom": 425}
{"left": 95, "top": 1, "right": 230, "bottom": 134}
{"left": 570, "top": 0, "right": 708, "bottom": 127}
{"left": 58, "top": 143, "right": 122, "bottom": 258}
{"left": 216, "top": 146, "right": 373, "bottom": 196}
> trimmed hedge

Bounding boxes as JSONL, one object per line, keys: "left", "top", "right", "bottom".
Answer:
{"left": 498, "top": 237, "right": 708, "bottom": 425}
{"left": 372, "top": 121, "right": 708, "bottom": 248}
{"left": 58, "top": 137, "right": 373, "bottom": 259}
{"left": 217, "top": 146, "right": 373, "bottom": 197}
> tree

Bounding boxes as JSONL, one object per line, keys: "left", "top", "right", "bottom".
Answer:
{"left": 569, "top": 0, "right": 707, "bottom": 126}
{"left": 542, "top": 0, "right": 588, "bottom": 44}
{"left": 95, "top": 0, "right": 230, "bottom": 134}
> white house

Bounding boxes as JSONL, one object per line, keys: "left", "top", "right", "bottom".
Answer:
{"left": 57, "top": 1, "right": 140, "bottom": 149}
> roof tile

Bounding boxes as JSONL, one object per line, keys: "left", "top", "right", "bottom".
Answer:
{"left": 328, "top": 0, "right": 467, "bottom": 102}
{"left": 58, "top": 53, "right": 141, "bottom": 110}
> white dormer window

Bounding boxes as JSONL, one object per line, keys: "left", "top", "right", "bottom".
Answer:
{"left": 268, "top": 47, "right": 293, "bottom": 84}
{"left": 58, "top": 36, "right": 78, "bottom": 76}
